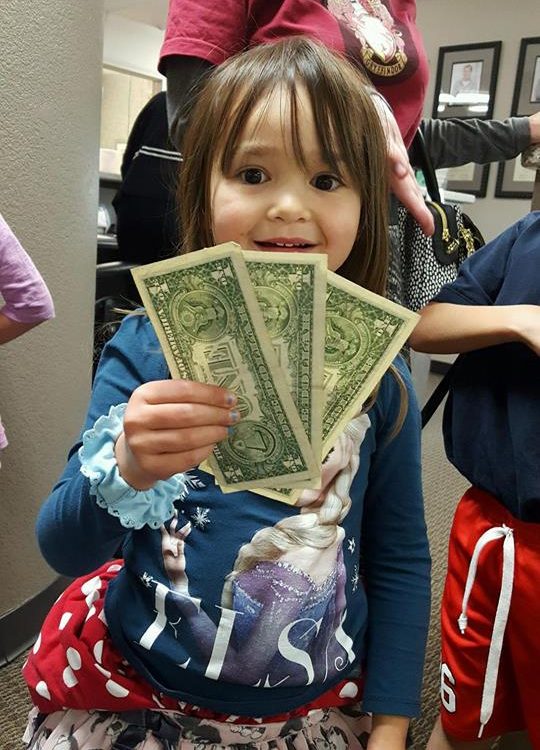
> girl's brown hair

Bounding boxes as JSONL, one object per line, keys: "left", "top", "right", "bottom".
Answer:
{"left": 178, "top": 36, "right": 389, "bottom": 296}
{"left": 178, "top": 36, "right": 406, "bottom": 428}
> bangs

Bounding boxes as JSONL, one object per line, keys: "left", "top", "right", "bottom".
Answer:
{"left": 213, "top": 41, "right": 369, "bottom": 184}
{"left": 219, "top": 80, "right": 345, "bottom": 180}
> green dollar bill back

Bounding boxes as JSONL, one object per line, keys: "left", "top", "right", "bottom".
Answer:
{"left": 322, "top": 272, "right": 419, "bottom": 454}
{"left": 132, "top": 243, "right": 319, "bottom": 491}
{"left": 254, "top": 272, "right": 419, "bottom": 505}
{"left": 244, "top": 251, "right": 326, "bottom": 464}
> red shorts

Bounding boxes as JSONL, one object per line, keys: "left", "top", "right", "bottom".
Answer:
{"left": 439, "top": 487, "right": 540, "bottom": 744}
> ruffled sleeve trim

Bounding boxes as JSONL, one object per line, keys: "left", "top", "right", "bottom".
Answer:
{"left": 78, "top": 403, "right": 186, "bottom": 530}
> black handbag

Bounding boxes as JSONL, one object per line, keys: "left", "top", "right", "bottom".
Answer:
{"left": 397, "top": 129, "right": 485, "bottom": 312}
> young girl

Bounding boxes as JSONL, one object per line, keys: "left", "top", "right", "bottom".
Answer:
{"left": 23, "top": 37, "right": 430, "bottom": 750}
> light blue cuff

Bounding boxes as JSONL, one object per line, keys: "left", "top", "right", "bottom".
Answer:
{"left": 78, "top": 403, "right": 187, "bottom": 530}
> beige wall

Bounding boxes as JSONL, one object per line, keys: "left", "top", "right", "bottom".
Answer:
{"left": 417, "top": 0, "right": 539, "bottom": 241}
{"left": 0, "top": 3, "right": 104, "bottom": 614}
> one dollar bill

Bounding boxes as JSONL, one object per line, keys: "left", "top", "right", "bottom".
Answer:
{"left": 132, "top": 243, "right": 319, "bottom": 491}
{"left": 254, "top": 272, "right": 419, "bottom": 504}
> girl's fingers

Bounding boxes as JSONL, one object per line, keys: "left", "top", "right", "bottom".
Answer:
{"left": 138, "top": 379, "right": 237, "bottom": 408}
{"left": 137, "top": 443, "right": 218, "bottom": 480}
{"left": 134, "top": 402, "right": 239, "bottom": 430}
{"left": 129, "top": 424, "right": 229, "bottom": 454}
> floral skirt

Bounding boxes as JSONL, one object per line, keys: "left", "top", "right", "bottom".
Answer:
{"left": 24, "top": 705, "right": 371, "bottom": 749}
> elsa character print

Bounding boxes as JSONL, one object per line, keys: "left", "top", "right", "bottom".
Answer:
{"left": 157, "top": 413, "right": 371, "bottom": 688}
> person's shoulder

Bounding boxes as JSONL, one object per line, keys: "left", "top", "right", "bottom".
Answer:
{"left": 486, "top": 211, "right": 540, "bottom": 265}
{"left": 143, "top": 91, "right": 167, "bottom": 115}
{"left": 512, "top": 210, "right": 540, "bottom": 242}
{"left": 117, "top": 310, "right": 159, "bottom": 344}
{"left": 106, "top": 311, "right": 165, "bottom": 372}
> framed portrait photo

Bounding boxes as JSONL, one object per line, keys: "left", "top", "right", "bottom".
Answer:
{"left": 432, "top": 42, "right": 502, "bottom": 120}
{"left": 511, "top": 36, "right": 540, "bottom": 116}
{"left": 494, "top": 157, "right": 535, "bottom": 199}
{"left": 437, "top": 163, "right": 490, "bottom": 198}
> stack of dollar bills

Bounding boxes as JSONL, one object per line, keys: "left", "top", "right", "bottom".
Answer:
{"left": 132, "top": 242, "right": 418, "bottom": 505}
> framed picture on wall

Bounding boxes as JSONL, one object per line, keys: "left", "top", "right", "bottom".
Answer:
{"left": 437, "top": 162, "right": 490, "bottom": 198}
{"left": 511, "top": 36, "right": 540, "bottom": 116}
{"left": 494, "top": 157, "right": 535, "bottom": 199}
{"left": 432, "top": 42, "right": 502, "bottom": 120}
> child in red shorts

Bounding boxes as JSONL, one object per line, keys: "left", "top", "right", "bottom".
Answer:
{"left": 410, "top": 212, "right": 540, "bottom": 749}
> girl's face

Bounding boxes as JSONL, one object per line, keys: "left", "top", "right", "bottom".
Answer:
{"left": 210, "top": 85, "right": 361, "bottom": 273}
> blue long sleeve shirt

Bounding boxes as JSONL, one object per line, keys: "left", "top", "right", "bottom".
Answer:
{"left": 37, "top": 313, "right": 430, "bottom": 718}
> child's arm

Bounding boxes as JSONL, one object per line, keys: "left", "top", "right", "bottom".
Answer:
{"left": 368, "top": 715, "right": 409, "bottom": 750}
{"left": 409, "top": 301, "right": 540, "bottom": 355}
{"left": 0, "top": 312, "right": 43, "bottom": 344}
{"left": 360, "top": 359, "right": 431, "bottom": 730}
{"left": 0, "top": 213, "right": 54, "bottom": 344}
{"left": 36, "top": 314, "right": 235, "bottom": 576}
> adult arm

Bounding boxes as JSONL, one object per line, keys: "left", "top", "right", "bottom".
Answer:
{"left": 420, "top": 112, "right": 540, "bottom": 171}
{"left": 360, "top": 358, "right": 431, "bottom": 720}
{"left": 36, "top": 315, "right": 168, "bottom": 576}
{"left": 165, "top": 56, "right": 215, "bottom": 149}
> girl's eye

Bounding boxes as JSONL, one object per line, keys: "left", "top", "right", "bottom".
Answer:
{"left": 312, "top": 174, "right": 341, "bottom": 191}
{"left": 239, "top": 168, "right": 267, "bottom": 185}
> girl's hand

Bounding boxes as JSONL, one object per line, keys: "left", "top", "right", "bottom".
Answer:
{"left": 115, "top": 380, "right": 238, "bottom": 489}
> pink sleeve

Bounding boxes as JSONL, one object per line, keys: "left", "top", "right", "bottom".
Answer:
{"left": 0, "top": 214, "right": 55, "bottom": 324}
{"left": 159, "top": 0, "right": 247, "bottom": 72}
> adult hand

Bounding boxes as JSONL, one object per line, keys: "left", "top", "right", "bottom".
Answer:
{"left": 529, "top": 110, "right": 540, "bottom": 143}
{"left": 115, "top": 380, "right": 238, "bottom": 489}
{"left": 371, "top": 94, "right": 435, "bottom": 237}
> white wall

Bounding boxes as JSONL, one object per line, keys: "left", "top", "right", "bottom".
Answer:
{"left": 0, "top": 3, "right": 104, "bottom": 614}
{"left": 417, "top": 0, "right": 539, "bottom": 241}
{"left": 103, "top": 13, "right": 165, "bottom": 81}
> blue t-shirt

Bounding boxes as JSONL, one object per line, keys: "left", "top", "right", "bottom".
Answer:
{"left": 36, "top": 313, "right": 430, "bottom": 718}
{"left": 434, "top": 212, "right": 540, "bottom": 520}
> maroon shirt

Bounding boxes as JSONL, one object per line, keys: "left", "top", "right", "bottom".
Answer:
{"left": 159, "top": 0, "right": 428, "bottom": 147}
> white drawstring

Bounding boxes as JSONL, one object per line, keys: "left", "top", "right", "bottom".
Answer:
{"left": 457, "top": 524, "right": 514, "bottom": 739}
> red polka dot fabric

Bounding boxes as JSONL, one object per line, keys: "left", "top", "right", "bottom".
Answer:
{"left": 23, "top": 561, "right": 363, "bottom": 724}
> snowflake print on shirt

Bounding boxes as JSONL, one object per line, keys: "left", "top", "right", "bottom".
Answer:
{"left": 191, "top": 507, "right": 211, "bottom": 530}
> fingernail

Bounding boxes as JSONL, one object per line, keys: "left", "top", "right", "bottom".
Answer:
{"left": 228, "top": 426, "right": 236, "bottom": 436}
{"left": 225, "top": 392, "right": 237, "bottom": 406}
{"left": 229, "top": 410, "right": 240, "bottom": 423}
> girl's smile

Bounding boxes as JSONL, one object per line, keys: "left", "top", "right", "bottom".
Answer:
{"left": 210, "top": 84, "right": 362, "bottom": 273}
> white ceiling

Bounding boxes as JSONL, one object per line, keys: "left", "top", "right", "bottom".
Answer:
{"left": 104, "top": 0, "right": 168, "bottom": 30}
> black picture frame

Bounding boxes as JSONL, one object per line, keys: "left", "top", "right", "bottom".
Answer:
{"left": 511, "top": 36, "right": 540, "bottom": 116}
{"left": 494, "top": 157, "right": 534, "bottom": 199}
{"left": 432, "top": 42, "right": 502, "bottom": 120}
{"left": 437, "top": 162, "right": 490, "bottom": 198}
